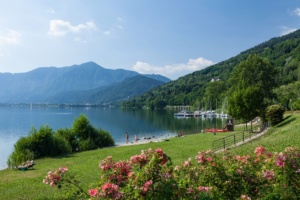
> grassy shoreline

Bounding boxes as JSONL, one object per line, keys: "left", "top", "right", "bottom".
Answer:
{"left": 0, "top": 112, "right": 299, "bottom": 199}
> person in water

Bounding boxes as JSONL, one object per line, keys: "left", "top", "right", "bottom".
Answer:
{"left": 126, "top": 132, "right": 129, "bottom": 143}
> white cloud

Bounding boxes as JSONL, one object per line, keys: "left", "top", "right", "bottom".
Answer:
{"left": 292, "top": 8, "right": 300, "bottom": 16}
{"left": 133, "top": 57, "right": 215, "bottom": 80}
{"left": 0, "top": 30, "right": 21, "bottom": 45}
{"left": 48, "top": 20, "right": 97, "bottom": 36}
{"left": 280, "top": 26, "right": 297, "bottom": 36}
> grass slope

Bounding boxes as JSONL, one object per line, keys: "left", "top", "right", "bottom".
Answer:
{"left": 229, "top": 112, "right": 300, "bottom": 155}
{"left": 0, "top": 113, "right": 299, "bottom": 199}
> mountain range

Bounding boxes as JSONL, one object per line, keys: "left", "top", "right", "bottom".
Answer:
{"left": 0, "top": 62, "right": 170, "bottom": 104}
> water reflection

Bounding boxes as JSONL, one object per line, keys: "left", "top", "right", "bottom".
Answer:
{"left": 0, "top": 107, "right": 225, "bottom": 169}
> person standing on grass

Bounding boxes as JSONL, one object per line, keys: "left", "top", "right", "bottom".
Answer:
{"left": 126, "top": 132, "right": 129, "bottom": 143}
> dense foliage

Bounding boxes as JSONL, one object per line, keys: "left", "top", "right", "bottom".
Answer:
{"left": 228, "top": 54, "right": 276, "bottom": 126}
{"left": 124, "top": 29, "right": 300, "bottom": 110}
{"left": 273, "top": 81, "right": 300, "bottom": 110}
{"left": 265, "top": 104, "right": 286, "bottom": 126}
{"left": 7, "top": 115, "right": 114, "bottom": 168}
{"left": 45, "top": 146, "right": 300, "bottom": 199}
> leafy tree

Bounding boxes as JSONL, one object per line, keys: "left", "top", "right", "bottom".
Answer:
{"left": 204, "top": 81, "right": 226, "bottom": 110}
{"left": 265, "top": 104, "right": 286, "bottom": 126}
{"left": 72, "top": 114, "right": 95, "bottom": 140}
{"left": 228, "top": 54, "right": 277, "bottom": 130}
{"left": 55, "top": 128, "right": 78, "bottom": 152}
{"left": 72, "top": 114, "right": 114, "bottom": 150}
{"left": 29, "top": 126, "right": 55, "bottom": 157}
{"left": 274, "top": 81, "right": 300, "bottom": 109}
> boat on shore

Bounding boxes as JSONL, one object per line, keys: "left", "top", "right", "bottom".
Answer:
{"left": 204, "top": 128, "right": 228, "bottom": 133}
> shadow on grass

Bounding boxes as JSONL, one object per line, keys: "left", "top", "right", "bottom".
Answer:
{"left": 275, "top": 115, "right": 296, "bottom": 128}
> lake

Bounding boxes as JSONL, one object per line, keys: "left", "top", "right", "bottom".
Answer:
{"left": 0, "top": 106, "right": 227, "bottom": 169}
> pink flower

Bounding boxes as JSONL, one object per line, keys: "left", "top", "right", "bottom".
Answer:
{"left": 155, "top": 148, "right": 164, "bottom": 157}
{"left": 59, "top": 166, "right": 68, "bottom": 173}
{"left": 100, "top": 183, "right": 121, "bottom": 199}
{"left": 89, "top": 189, "right": 98, "bottom": 197}
{"left": 174, "top": 165, "right": 180, "bottom": 171}
{"left": 276, "top": 153, "right": 286, "bottom": 167}
{"left": 237, "top": 169, "right": 242, "bottom": 175}
{"left": 263, "top": 170, "right": 275, "bottom": 180}
{"left": 206, "top": 157, "right": 213, "bottom": 162}
{"left": 99, "top": 156, "right": 114, "bottom": 171}
{"left": 50, "top": 181, "right": 56, "bottom": 187}
{"left": 186, "top": 187, "right": 193, "bottom": 194}
{"left": 254, "top": 146, "right": 266, "bottom": 157}
{"left": 241, "top": 194, "right": 251, "bottom": 200}
{"left": 234, "top": 155, "right": 251, "bottom": 164}
{"left": 198, "top": 186, "right": 211, "bottom": 193}
{"left": 195, "top": 152, "right": 205, "bottom": 163}
{"left": 143, "top": 180, "right": 153, "bottom": 192}
{"left": 130, "top": 155, "right": 141, "bottom": 164}
{"left": 183, "top": 159, "right": 191, "bottom": 168}
{"left": 43, "top": 167, "right": 66, "bottom": 187}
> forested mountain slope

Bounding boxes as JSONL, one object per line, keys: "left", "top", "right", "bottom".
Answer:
{"left": 125, "top": 29, "right": 300, "bottom": 108}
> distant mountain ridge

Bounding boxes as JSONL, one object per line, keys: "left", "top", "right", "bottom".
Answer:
{"left": 48, "top": 75, "right": 166, "bottom": 105}
{"left": 0, "top": 62, "right": 170, "bottom": 104}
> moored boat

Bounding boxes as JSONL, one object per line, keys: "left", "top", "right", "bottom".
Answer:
{"left": 174, "top": 110, "right": 194, "bottom": 117}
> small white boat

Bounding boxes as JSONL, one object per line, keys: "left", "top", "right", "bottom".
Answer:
{"left": 174, "top": 110, "right": 194, "bottom": 117}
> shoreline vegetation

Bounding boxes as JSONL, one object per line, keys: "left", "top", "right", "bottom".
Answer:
{"left": 0, "top": 112, "right": 299, "bottom": 199}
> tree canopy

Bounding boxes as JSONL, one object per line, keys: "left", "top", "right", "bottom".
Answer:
{"left": 228, "top": 54, "right": 277, "bottom": 126}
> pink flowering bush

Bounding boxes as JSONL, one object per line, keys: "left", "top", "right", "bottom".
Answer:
{"left": 44, "top": 146, "right": 300, "bottom": 199}
{"left": 43, "top": 166, "right": 89, "bottom": 198}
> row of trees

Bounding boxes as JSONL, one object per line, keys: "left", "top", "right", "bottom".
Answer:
{"left": 7, "top": 115, "right": 115, "bottom": 168}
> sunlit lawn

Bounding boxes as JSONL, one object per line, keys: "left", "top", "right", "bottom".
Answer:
{"left": 0, "top": 112, "right": 299, "bottom": 199}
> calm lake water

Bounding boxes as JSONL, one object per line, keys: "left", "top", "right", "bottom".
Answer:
{"left": 0, "top": 106, "right": 227, "bottom": 169}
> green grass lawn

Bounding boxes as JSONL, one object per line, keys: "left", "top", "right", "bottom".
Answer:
{"left": 0, "top": 112, "right": 299, "bottom": 199}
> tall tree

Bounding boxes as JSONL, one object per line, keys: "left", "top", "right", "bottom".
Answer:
{"left": 228, "top": 54, "right": 277, "bottom": 130}
{"left": 204, "top": 81, "right": 226, "bottom": 110}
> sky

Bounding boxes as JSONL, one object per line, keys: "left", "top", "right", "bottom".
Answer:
{"left": 0, "top": 0, "right": 300, "bottom": 80}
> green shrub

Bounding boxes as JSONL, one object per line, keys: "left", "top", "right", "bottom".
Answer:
{"left": 97, "top": 129, "right": 115, "bottom": 147}
{"left": 56, "top": 128, "right": 78, "bottom": 152}
{"left": 8, "top": 114, "right": 115, "bottom": 168}
{"left": 291, "top": 99, "right": 300, "bottom": 110}
{"left": 7, "top": 148, "right": 34, "bottom": 168}
{"left": 265, "top": 104, "right": 286, "bottom": 126}
{"left": 29, "top": 126, "right": 55, "bottom": 157}
{"left": 79, "top": 137, "right": 97, "bottom": 151}
{"left": 72, "top": 114, "right": 115, "bottom": 150}
{"left": 53, "top": 134, "right": 72, "bottom": 155}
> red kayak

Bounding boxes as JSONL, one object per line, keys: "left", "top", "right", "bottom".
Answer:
{"left": 204, "top": 128, "right": 228, "bottom": 133}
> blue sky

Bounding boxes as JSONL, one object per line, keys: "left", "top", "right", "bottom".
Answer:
{"left": 0, "top": 0, "right": 299, "bottom": 80}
